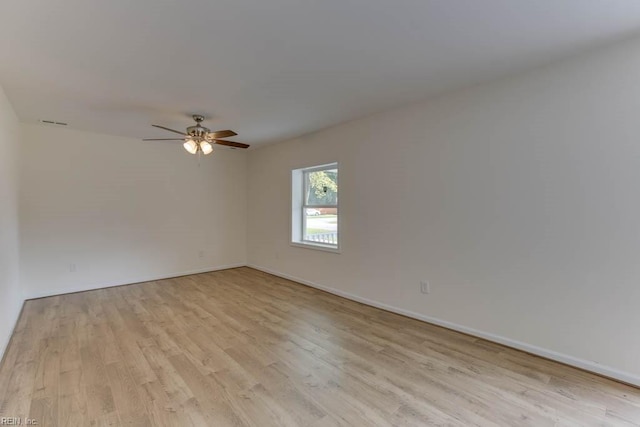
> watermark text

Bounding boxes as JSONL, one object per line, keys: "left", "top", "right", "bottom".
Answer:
{"left": 0, "top": 417, "right": 38, "bottom": 425}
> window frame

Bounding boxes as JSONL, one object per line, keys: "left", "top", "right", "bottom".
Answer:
{"left": 291, "top": 162, "right": 340, "bottom": 253}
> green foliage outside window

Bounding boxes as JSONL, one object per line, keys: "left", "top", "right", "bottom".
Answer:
{"left": 306, "top": 170, "right": 337, "bottom": 205}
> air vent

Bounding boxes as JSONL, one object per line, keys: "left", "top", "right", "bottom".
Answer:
{"left": 40, "top": 120, "right": 68, "bottom": 126}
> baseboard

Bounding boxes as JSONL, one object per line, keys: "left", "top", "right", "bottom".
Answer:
{"left": 0, "top": 300, "right": 25, "bottom": 372}
{"left": 247, "top": 263, "right": 640, "bottom": 388}
{"left": 25, "top": 263, "right": 247, "bottom": 300}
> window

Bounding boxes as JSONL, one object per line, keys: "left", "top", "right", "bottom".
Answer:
{"left": 291, "top": 163, "right": 339, "bottom": 251}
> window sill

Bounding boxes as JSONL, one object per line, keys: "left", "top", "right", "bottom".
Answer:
{"left": 290, "top": 241, "right": 341, "bottom": 254}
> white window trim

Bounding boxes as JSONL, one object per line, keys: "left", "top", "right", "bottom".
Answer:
{"left": 290, "top": 241, "right": 341, "bottom": 253}
{"left": 291, "top": 162, "right": 340, "bottom": 253}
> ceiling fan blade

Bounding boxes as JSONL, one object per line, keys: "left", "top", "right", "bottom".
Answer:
{"left": 143, "top": 138, "right": 185, "bottom": 141}
{"left": 214, "top": 139, "right": 250, "bottom": 149}
{"left": 151, "top": 124, "right": 187, "bottom": 136}
{"left": 208, "top": 129, "right": 237, "bottom": 139}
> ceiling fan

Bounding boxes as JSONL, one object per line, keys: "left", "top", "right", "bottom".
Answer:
{"left": 143, "top": 115, "right": 249, "bottom": 155}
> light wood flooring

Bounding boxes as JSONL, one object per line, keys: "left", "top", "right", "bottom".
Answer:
{"left": 0, "top": 267, "right": 639, "bottom": 426}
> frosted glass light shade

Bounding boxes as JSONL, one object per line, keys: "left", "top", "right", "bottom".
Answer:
{"left": 183, "top": 139, "right": 198, "bottom": 154}
{"left": 200, "top": 141, "right": 213, "bottom": 155}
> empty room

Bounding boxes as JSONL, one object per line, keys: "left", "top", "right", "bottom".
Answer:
{"left": 2, "top": 1, "right": 640, "bottom": 425}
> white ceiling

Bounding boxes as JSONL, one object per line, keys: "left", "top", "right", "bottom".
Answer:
{"left": 2, "top": 0, "right": 640, "bottom": 147}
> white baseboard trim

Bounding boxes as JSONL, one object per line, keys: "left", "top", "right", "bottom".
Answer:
{"left": 247, "top": 263, "right": 640, "bottom": 388}
{"left": 25, "top": 263, "right": 247, "bottom": 300}
{"left": 0, "top": 300, "right": 25, "bottom": 369}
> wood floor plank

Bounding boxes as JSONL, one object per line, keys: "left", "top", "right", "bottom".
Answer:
{"left": 58, "top": 368, "right": 88, "bottom": 427}
{"left": 0, "top": 267, "right": 639, "bottom": 426}
{"left": 79, "top": 344, "right": 116, "bottom": 422}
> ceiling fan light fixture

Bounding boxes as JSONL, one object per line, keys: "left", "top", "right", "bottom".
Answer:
{"left": 183, "top": 139, "right": 198, "bottom": 154}
{"left": 200, "top": 141, "right": 213, "bottom": 155}
{"left": 144, "top": 115, "right": 249, "bottom": 155}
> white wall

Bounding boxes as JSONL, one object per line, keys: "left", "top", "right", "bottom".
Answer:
{"left": 247, "top": 36, "right": 640, "bottom": 385}
{"left": 20, "top": 124, "right": 247, "bottom": 298}
{"left": 0, "top": 86, "right": 23, "bottom": 361}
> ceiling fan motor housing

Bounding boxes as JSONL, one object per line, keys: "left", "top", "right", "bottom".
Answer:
{"left": 186, "top": 115, "right": 211, "bottom": 139}
{"left": 186, "top": 125, "right": 210, "bottom": 138}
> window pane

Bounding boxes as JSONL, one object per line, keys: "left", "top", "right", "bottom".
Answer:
{"left": 304, "top": 208, "right": 338, "bottom": 245}
{"left": 305, "top": 168, "right": 337, "bottom": 206}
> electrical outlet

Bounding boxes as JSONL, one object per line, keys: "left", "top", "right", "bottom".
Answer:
{"left": 198, "top": 250, "right": 205, "bottom": 259}
{"left": 69, "top": 263, "right": 77, "bottom": 273}
{"left": 420, "top": 280, "right": 430, "bottom": 294}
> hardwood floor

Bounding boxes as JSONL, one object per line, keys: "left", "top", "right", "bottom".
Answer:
{"left": 0, "top": 267, "right": 638, "bottom": 426}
